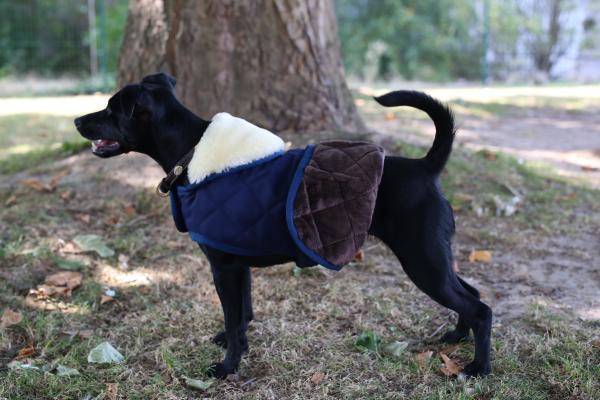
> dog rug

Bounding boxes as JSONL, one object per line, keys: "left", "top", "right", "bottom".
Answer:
{"left": 169, "top": 112, "right": 385, "bottom": 270}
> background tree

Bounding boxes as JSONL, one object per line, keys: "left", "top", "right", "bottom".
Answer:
{"left": 519, "top": 0, "right": 575, "bottom": 78}
{"left": 118, "top": 0, "right": 365, "bottom": 133}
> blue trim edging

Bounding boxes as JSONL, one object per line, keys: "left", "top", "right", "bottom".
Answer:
{"left": 285, "top": 145, "right": 343, "bottom": 271}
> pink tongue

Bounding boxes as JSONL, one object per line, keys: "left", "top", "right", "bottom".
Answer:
{"left": 98, "top": 140, "right": 117, "bottom": 146}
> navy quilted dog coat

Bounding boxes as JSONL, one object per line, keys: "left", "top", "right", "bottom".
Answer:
{"left": 169, "top": 113, "right": 384, "bottom": 270}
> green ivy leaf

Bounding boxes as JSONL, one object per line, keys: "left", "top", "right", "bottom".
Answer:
{"left": 87, "top": 342, "right": 124, "bottom": 364}
{"left": 354, "top": 331, "right": 381, "bottom": 353}
{"left": 73, "top": 235, "right": 115, "bottom": 258}
{"left": 183, "top": 376, "right": 214, "bottom": 390}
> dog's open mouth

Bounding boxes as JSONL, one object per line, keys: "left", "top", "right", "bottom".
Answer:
{"left": 91, "top": 139, "right": 122, "bottom": 157}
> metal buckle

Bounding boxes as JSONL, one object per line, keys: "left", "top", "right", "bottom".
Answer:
{"left": 156, "top": 183, "right": 170, "bottom": 197}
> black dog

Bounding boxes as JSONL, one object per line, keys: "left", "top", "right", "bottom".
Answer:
{"left": 74, "top": 73, "right": 492, "bottom": 378}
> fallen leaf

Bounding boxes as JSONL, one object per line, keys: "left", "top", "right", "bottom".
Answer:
{"left": 56, "top": 364, "right": 80, "bottom": 377}
{"left": 123, "top": 205, "right": 136, "bottom": 216}
{"left": 88, "top": 342, "right": 124, "bottom": 364}
{"left": 22, "top": 179, "right": 50, "bottom": 192}
{"left": 5, "top": 194, "right": 17, "bottom": 207}
{"left": 45, "top": 271, "right": 83, "bottom": 289}
{"left": 353, "top": 250, "right": 365, "bottom": 262}
{"left": 30, "top": 284, "right": 72, "bottom": 299}
{"left": 100, "top": 295, "right": 114, "bottom": 305}
{"left": 183, "top": 376, "right": 214, "bottom": 390}
{"left": 73, "top": 235, "right": 115, "bottom": 258}
{"left": 105, "top": 215, "right": 120, "bottom": 225}
{"left": 468, "top": 250, "right": 492, "bottom": 263}
{"left": 15, "top": 343, "right": 35, "bottom": 360}
{"left": 311, "top": 371, "right": 325, "bottom": 385}
{"left": 61, "top": 242, "right": 81, "bottom": 254}
{"left": 106, "top": 383, "right": 118, "bottom": 400}
{"left": 354, "top": 331, "right": 381, "bottom": 353}
{"left": 383, "top": 341, "right": 408, "bottom": 357}
{"left": 47, "top": 170, "right": 68, "bottom": 191}
{"left": 1, "top": 309, "right": 22, "bottom": 329}
{"left": 77, "top": 214, "right": 91, "bottom": 224}
{"left": 384, "top": 111, "right": 397, "bottom": 121}
{"left": 480, "top": 149, "right": 497, "bottom": 161}
{"left": 416, "top": 350, "right": 433, "bottom": 368}
{"left": 59, "top": 190, "right": 73, "bottom": 201}
{"left": 439, "top": 353, "right": 462, "bottom": 376}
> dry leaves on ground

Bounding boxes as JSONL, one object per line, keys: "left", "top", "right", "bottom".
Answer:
{"left": 15, "top": 343, "right": 36, "bottom": 360}
{"left": 468, "top": 250, "right": 492, "bottom": 263}
{"left": 123, "top": 205, "right": 136, "bottom": 216}
{"left": 4, "top": 194, "right": 17, "bottom": 207}
{"left": 21, "top": 171, "right": 69, "bottom": 193}
{"left": 439, "top": 353, "right": 462, "bottom": 376}
{"left": 45, "top": 271, "right": 83, "bottom": 289}
{"left": 29, "top": 271, "right": 83, "bottom": 300}
{"left": 106, "top": 383, "right": 118, "bottom": 400}
{"left": 0, "top": 309, "right": 22, "bottom": 329}
{"left": 416, "top": 350, "right": 433, "bottom": 368}
{"left": 353, "top": 250, "right": 365, "bottom": 262}
{"left": 311, "top": 371, "right": 325, "bottom": 385}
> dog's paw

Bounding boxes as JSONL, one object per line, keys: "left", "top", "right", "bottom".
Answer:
{"left": 461, "top": 361, "right": 491, "bottom": 377}
{"left": 440, "top": 329, "right": 470, "bottom": 344}
{"left": 212, "top": 331, "right": 228, "bottom": 348}
{"left": 206, "top": 362, "right": 236, "bottom": 379}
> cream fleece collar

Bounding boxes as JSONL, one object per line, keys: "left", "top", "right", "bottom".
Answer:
{"left": 187, "top": 112, "right": 285, "bottom": 184}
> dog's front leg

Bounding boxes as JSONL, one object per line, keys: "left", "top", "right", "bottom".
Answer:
{"left": 207, "top": 262, "right": 249, "bottom": 378}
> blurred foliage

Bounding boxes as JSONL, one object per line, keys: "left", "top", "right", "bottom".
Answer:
{"left": 0, "top": 0, "right": 593, "bottom": 83}
{"left": 0, "top": 0, "right": 127, "bottom": 78}
{"left": 336, "top": 0, "right": 485, "bottom": 81}
{"left": 336, "top": 0, "right": 584, "bottom": 81}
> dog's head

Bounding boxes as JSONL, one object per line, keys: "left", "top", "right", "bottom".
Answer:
{"left": 74, "top": 73, "right": 178, "bottom": 158}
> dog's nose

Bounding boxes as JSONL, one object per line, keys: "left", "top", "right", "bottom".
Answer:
{"left": 74, "top": 117, "right": 82, "bottom": 129}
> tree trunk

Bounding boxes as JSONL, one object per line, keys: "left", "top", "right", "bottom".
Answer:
{"left": 118, "top": 0, "right": 365, "bottom": 133}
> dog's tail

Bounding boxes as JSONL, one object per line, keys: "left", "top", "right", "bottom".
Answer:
{"left": 374, "top": 90, "right": 455, "bottom": 174}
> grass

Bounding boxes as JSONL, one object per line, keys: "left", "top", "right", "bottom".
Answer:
{"left": 0, "top": 113, "right": 90, "bottom": 174}
{"left": 1, "top": 90, "right": 600, "bottom": 399}
{"left": 0, "top": 140, "right": 89, "bottom": 174}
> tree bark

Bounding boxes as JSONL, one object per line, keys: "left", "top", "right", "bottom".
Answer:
{"left": 118, "top": 0, "right": 365, "bottom": 133}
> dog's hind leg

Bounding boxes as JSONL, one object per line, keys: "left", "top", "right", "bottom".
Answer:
{"left": 440, "top": 276, "right": 480, "bottom": 344}
{"left": 390, "top": 240, "right": 492, "bottom": 376}
{"left": 379, "top": 201, "right": 492, "bottom": 376}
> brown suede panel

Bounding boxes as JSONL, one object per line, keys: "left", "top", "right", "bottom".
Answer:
{"left": 293, "top": 141, "right": 385, "bottom": 266}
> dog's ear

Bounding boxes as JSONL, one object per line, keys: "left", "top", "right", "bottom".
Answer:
{"left": 120, "top": 84, "right": 153, "bottom": 119}
{"left": 141, "top": 72, "right": 176, "bottom": 91}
